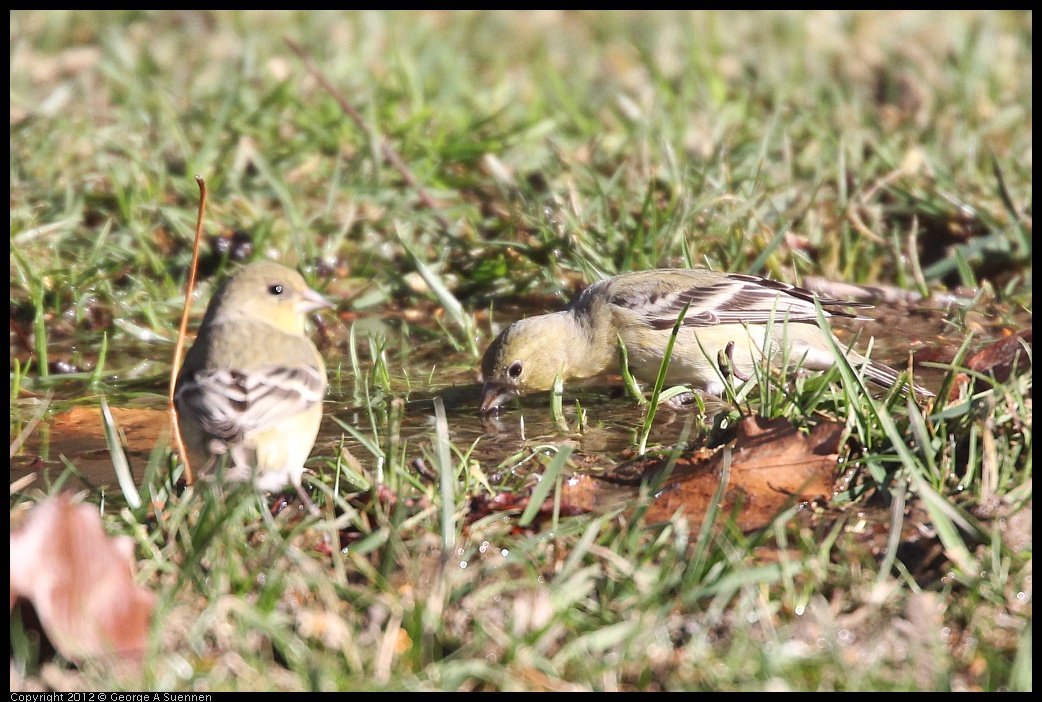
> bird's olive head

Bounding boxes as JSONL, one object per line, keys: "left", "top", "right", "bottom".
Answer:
{"left": 205, "top": 261, "right": 332, "bottom": 335}
{"left": 478, "top": 316, "right": 569, "bottom": 414}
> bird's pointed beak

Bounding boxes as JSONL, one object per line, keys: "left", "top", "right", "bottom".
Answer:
{"left": 479, "top": 382, "right": 516, "bottom": 415}
{"left": 299, "top": 287, "right": 335, "bottom": 315}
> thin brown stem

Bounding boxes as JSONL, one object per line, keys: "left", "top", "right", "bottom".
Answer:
{"left": 168, "top": 175, "right": 208, "bottom": 484}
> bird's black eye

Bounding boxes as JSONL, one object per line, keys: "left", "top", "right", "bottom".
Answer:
{"left": 508, "top": 361, "right": 523, "bottom": 379}
{"left": 268, "top": 284, "right": 284, "bottom": 296}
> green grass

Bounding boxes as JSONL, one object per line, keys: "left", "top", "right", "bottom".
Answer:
{"left": 9, "top": 10, "right": 1031, "bottom": 692}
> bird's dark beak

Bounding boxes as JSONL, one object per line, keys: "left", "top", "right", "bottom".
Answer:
{"left": 479, "top": 382, "right": 516, "bottom": 414}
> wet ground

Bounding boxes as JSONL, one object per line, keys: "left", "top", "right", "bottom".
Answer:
{"left": 10, "top": 290, "right": 1033, "bottom": 592}
{"left": 10, "top": 295, "right": 1001, "bottom": 491}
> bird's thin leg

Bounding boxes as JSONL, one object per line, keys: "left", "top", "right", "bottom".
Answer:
{"left": 293, "top": 477, "right": 319, "bottom": 516}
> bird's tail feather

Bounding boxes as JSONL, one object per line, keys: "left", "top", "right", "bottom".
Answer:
{"left": 861, "top": 358, "right": 933, "bottom": 398}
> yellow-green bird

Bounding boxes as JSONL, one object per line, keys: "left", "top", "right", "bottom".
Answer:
{"left": 175, "top": 261, "right": 332, "bottom": 512}
{"left": 479, "top": 268, "right": 932, "bottom": 413}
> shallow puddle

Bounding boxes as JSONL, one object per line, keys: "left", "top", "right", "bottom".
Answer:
{"left": 9, "top": 294, "right": 1026, "bottom": 553}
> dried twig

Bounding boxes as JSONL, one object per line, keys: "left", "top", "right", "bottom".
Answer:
{"left": 168, "top": 175, "right": 208, "bottom": 484}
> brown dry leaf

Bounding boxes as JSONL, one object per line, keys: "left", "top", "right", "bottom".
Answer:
{"left": 9, "top": 495, "right": 155, "bottom": 668}
{"left": 474, "top": 417, "right": 843, "bottom": 535}
{"left": 642, "top": 416, "right": 843, "bottom": 531}
{"left": 949, "top": 328, "right": 1032, "bottom": 399}
{"left": 465, "top": 485, "right": 595, "bottom": 532}
{"left": 556, "top": 473, "right": 615, "bottom": 514}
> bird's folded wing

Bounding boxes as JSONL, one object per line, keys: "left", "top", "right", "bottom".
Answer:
{"left": 176, "top": 365, "right": 326, "bottom": 443}
{"left": 613, "top": 274, "right": 872, "bottom": 330}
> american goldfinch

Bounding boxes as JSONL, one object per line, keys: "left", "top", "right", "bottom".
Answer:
{"left": 175, "top": 261, "right": 332, "bottom": 512}
{"left": 479, "top": 268, "right": 932, "bottom": 413}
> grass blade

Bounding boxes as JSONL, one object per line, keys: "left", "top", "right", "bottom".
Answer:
{"left": 99, "top": 395, "right": 142, "bottom": 509}
{"left": 638, "top": 300, "right": 691, "bottom": 455}
{"left": 519, "top": 445, "right": 572, "bottom": 527}
{"left": 433, "top": 396, "right": 456, "bottom": 551}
